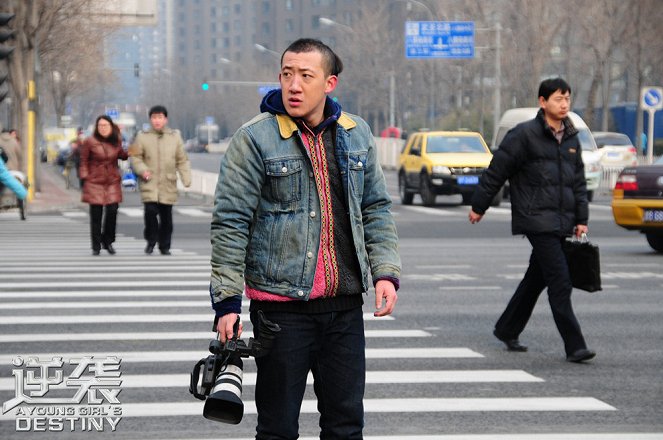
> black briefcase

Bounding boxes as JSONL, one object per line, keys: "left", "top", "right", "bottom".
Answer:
{"left": 563, "top": 236, "right": 602, "bottom": 292}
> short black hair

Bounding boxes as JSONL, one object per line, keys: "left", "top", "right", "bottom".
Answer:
{"left": 149, "top": 105, "right": 168, "bottom": 117}
{"left": 281, "top": 38, "right": 343, "bottom": 77}
{"left": 538, "top": 78, "right": 572, "bottom": 100}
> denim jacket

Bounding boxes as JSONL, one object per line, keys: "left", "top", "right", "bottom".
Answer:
{"left": 210, "top": 111, "right": 400, "bottom": 307}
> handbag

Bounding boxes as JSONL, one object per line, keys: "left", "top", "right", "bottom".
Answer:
{"left": 562, "top": 234, "right": 602, "bottom": 292}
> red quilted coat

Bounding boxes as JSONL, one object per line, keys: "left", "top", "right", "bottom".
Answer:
{"left": 79, "top": 136, "right": 128, "bottom": 205}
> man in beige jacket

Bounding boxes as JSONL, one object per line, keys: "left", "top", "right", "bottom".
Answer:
{"left": 0, "top": 127, "right": 22, "bottom": 172}
{"left": 129, "top": 106, "right": 191, "bottom": 255}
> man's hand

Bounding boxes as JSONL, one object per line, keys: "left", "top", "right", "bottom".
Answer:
{"left": 374, "top": 279, "right": 397, "bottom": 317}
{"left": 142, "top": 170, "right": 152, "bottom": 181}
{"left": 216, "top": 313, "right": 243, "bottom": 343}
{"left": 468, "top": 209, "right": 483, "bottom": 224}
{"left": 575, "top": 224, "right": 588, "bottom": 238}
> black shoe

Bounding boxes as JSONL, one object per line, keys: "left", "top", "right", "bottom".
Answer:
{"left": 159, "top": 248, "right": 171, "bottom": 255}
{"left": 92, "top": 249, "right": 100, "bottom": 256}
{"left": 566, "top": 349, "right": 596, "bottom": 363}
{"left": 145, "top": 243, "right": 155, "bottom": 254}
{"left": 102, "top": 243, "right": 116, "bottom": 255}
{"left": 493, "top": 329, "right": 528, "bottom": 352}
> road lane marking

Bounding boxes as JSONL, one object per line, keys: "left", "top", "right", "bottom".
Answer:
{"left": 0, "top": 397, "right": 613, "bottom": 421}
{"left": 175, "top": 207, "right": 211, "bottom": 217}
{"left": 0, "top": 312, "right": 393, "bottom": 323}
{"left": 0, "top": 329, "right": 430, "bottom": 343}
{"left": 0, "top": 370, "right": 544, "bottom": 390}
{"left": 0, "top": 348, "right": 483, "bottom": 364}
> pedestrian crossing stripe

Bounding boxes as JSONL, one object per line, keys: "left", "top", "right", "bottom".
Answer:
{"left": 0, "top": 280, "right": 210, "bottom": 288}
{"left": 0, "top": 397, "right": 615, "bottom": 421}
{"left": 0, "top": 348, "right": 484, "bottom": 364}
{"left": 65, "top": 435, "right": 663, "bottom": 440}
{"left": 0, "top": 329, "right": 431, "bottom": 343}
{"left": 0, "top": 370, "right": 544, "bottom": 390}
{"left": 0, "top": 312, "right": 393, "bottom": 323}
{"left": 175, "top": 207, "right": 210, "bottom": 217}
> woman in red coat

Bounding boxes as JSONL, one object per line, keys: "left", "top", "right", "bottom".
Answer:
{"left": 79, "top": 115, "right": 128, "bottom": 255}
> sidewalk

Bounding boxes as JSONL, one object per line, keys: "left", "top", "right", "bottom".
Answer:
{"left": 28, "top": 164, "right": 86, "bottom": 213}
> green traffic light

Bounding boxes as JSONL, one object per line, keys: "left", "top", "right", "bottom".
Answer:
{"left": 201, "top": 83, "right": 209, "bottom": 91}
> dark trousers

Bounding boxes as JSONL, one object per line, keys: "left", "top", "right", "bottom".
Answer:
{"left": 89, "top": 203, "right": 119, "bottom": 251}
{"left": 495, "top": 233, "right": 587, "bottom": 356}
{"left": 251, "top": 307, "right": 365, "bottom": 440}
{"left": 143, "top": 202, "right": 173, "bottom": 251}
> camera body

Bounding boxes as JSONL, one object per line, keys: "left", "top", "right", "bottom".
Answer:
{"left": 189, "top": 311, "right": 280, "bottom": 424}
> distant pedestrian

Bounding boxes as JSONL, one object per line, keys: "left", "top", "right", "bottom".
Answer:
{"left": 129, "top": 105, "right": 191, "bottom": 255}
{"left": 0, "top": 127, "right": 22, "bottom": 173}
{"left": 469, "top": 77, "right": 595, "bottom": 363}
{"left": 79, "top": 115, "right": 128, "bottom": 256}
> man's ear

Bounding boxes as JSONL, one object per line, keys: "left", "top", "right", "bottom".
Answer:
{"left": 325, "top": 75, "right": 338, "bottom": 94}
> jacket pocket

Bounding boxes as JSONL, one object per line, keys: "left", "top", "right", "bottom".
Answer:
{"left": 348, "top": 152, "right": 368, "bottom": 198}
{"left": 265, "top": 158, "right": 303, "bottom": 203}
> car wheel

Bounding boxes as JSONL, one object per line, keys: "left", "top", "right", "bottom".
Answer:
{"left": 587, "top": 190, "right": 594, "bottom": 202}
{"left": 399, "top": 173, "right": 414, "bottom": 205}
{"left": 420, "top": 173, "right": 436, "bottom": 206}
{"left": 645, "top": 232, "right": 663, "bottom": 253}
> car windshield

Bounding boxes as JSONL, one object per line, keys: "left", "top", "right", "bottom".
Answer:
{"left": 595, "top": 134, "right": 632, "bottom": 147}
{"left": 426, "top": 136, "right": 486, "bottom": 154}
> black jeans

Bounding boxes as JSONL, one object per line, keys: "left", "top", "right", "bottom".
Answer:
{"left": 251, "top": 307, "right": 365, "bottom": 440}
{"left": 143, "top": 202, "right": 173, "bottom": 251}
{"left": 495, "top": 233, "right": 588, "bottom": 356}
{"left": 89, "top": 203, "right": 118, "bottom": 251}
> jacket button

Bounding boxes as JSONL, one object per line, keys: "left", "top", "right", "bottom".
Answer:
{"left": 309, "top": 211, "right": 316, "bottom": 218}
{"left": 281, "top": 166, "right": 288, "bottom": 173}
{"left": 357, "top": 161, "right": 363, "bottom": 168}
{"left": 307, "top": 252, "right": 313, "bottom": 258}
{"left": 297, "top": 290, "right": 304, "bottom": 297}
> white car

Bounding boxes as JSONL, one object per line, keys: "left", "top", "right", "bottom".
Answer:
{"left": 493, "top": 108, "right": 602, "bottom": 202}
{"left": 593, "top": 131, "right": 638, "bottom": 168}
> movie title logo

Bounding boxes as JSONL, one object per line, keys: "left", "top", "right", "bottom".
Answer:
{"left": 2, "top": 356, "right": 123, "bottom": 432}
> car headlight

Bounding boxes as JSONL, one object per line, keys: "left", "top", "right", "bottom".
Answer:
{"left": 431, "top": 166, "right": 451, "bottom": 175}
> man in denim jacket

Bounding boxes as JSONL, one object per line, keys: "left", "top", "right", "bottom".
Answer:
{"left": 209, "top": 38, "right": 400, "bottom": 438}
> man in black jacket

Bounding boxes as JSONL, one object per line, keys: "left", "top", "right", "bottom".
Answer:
{"left": 469, "top": 78, "right": 595, "bottom": 363}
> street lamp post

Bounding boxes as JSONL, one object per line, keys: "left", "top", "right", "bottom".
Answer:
{"left": 254, "top": 43, "right": 280, "bottom": 59}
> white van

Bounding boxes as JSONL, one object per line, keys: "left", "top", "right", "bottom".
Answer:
{"left": 492, "top": 108, "right": 602, "bottom": 202}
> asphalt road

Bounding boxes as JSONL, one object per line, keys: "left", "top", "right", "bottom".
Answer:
{"left": 0, "top": 155, "right": 661, "bottom": 439}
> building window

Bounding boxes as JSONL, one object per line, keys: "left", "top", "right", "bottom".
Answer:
{"left": 285, "top": 19, "right": 293, "bottom": 32}
{"left": 311, "top": 0, "right": 321, "bottom": 6}
{"left": 263, "top": 1, "right": 270, "bottom": 13}
{"left": 235, "top": 4, "right": 241, "bottom": 14}
{"left": 312, "top": 15, "right": 320, "bottom": 29}
{"left": 223, "top": 22, "right": 230, "bottom": 32}
{"left": 222, "top": 6, "right": 229, "bottom": 16}
{"left": 286, "top": 0, "right": 293, "bottom": 10}
{"left": 234, "top": 35, "right": 242, "bottom": 46}
{"left": 262, "top": 22, "right": 270, "bottom": 35}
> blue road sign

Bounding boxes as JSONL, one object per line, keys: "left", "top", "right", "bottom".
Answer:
{"left": 405, "top": 21, "right": 474, "bottom": 59}
{"left": 642, "top": 87, "right": 663, "bottom": 110}
{"left": 105, "top": 107, "right": 120, "bottom": 120}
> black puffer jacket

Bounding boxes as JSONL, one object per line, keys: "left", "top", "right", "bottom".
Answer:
{"left": 472, "top": 109, "right": 588, "bottom": 236}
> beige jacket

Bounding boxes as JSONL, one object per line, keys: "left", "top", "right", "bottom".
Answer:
{"left": 129, "top": 128, "right": 191, "bottom": 205}
{"left": 0, "top": 133, "right": 22, "bottom": 172}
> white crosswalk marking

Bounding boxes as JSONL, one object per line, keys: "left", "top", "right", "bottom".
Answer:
{"left": 0, "top": 209, "right": 651, "bottom": 438}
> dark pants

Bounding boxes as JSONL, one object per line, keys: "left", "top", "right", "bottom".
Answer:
{"left": 89, "top": 203, "right": 119, "bottom": 251}
{"left": 251, "top": 307, "right": 365, "bottom": 440}
{"left": 495, "top": 233, "right": 587, "bottom": 356}
{"left": 143, "top": 202, "right": 173, "bottom": 251}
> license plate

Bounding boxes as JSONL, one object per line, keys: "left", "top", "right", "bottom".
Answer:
{"left": 606, "top": 152, "right": 621, "bottom": 158}
{"left": 643, "top": 209, "right": 663, "bottom": 223}
{"left": 457, "top": 175, "right": 479, "bottom": 185}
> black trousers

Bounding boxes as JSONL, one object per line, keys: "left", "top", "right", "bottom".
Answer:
{"left": 495, "top": 233, "right": 587, "bottom": 356}
{"left": 89, "top": 203, "right": 119, "bottom": 251}
{"left": 143, "top": 202, "right": 173, "bottom": 251}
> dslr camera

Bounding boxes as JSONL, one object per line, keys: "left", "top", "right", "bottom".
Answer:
{"left": 189, "top": 311, "right": 280, "bottom": 424}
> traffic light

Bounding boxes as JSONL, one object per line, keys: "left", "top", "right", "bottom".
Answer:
{"left": 0, "top": 12, "right": 15, "bottom": 61}
{"left": 201, "top": 80, "right": 209, "bottom": 91}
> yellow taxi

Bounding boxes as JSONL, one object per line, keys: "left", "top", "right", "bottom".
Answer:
{"left": 611, "top": 155, "right": 663, "bottom": 252}
{"left": 398, "top": 130, "right": 498, "bottom": 206}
